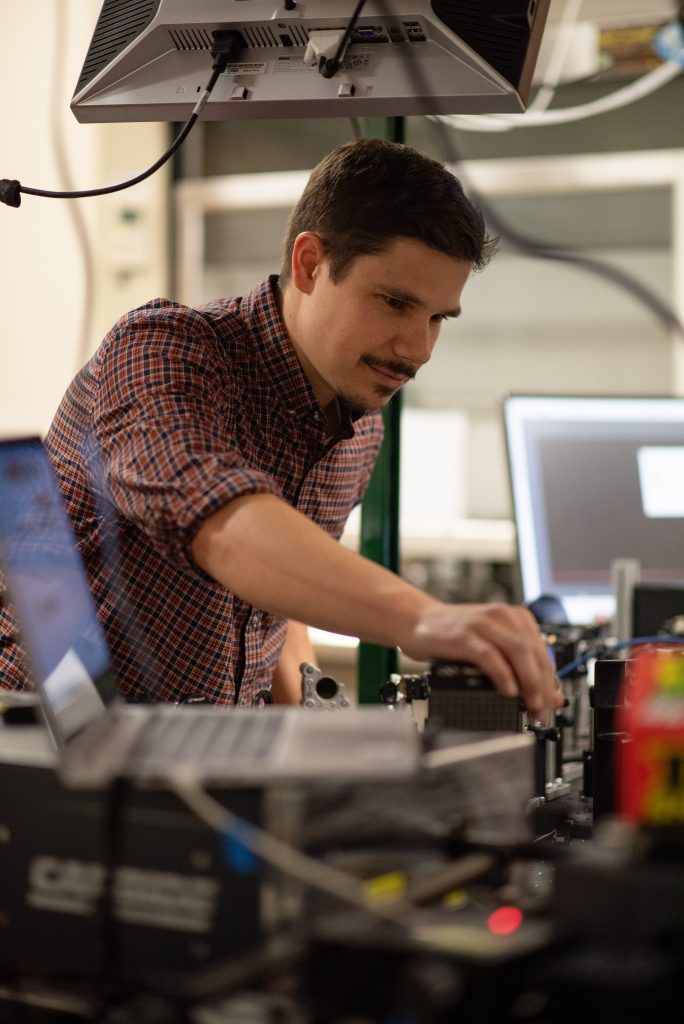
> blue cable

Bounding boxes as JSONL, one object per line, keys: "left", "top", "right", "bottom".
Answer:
{"left": 221, "top": 822, "right": 260, "bottom": 875}
{"left": 557, "top": 635, "right": 684, "bottom": 679}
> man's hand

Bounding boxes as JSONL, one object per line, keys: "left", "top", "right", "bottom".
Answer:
{"left": 401, "top": 602, "right": 562, "bottom": 718}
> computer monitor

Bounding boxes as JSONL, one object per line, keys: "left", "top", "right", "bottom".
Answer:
{"left": 502, "top": 394, "right": 684, "bottom": 626}
{"left": 71, "top": 0, "right": 551, "bottom": 123}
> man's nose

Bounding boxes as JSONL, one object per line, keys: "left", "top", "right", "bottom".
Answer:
{"left": 394, "top": 319, "right": 436, "bottom": 366}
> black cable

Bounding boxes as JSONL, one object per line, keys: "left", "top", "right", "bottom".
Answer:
{"left": 318, "top": 0, "right": 369, "bottom": 79}
{"left": 0, "top": 30, "right": 243, "bottom": 208}
{"left": 423, "top": 100, "right": 684, "bottom": 347}
{"left": 467, "top": 188, "right": 684, "bottom": 346}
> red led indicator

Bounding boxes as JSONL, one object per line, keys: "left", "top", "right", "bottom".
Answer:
{"left": 487, "top": 906, "right": 524, "bottom": 935}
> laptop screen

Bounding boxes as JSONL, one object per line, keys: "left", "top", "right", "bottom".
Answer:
{"left": 0, "top": 437, "right": 118, "bottom": 745}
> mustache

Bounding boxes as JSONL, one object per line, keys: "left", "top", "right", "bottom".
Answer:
{"left": 362, "top": 356, "right": 418, "bottom": 381}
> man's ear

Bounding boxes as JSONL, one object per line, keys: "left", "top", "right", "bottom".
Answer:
{"left": 290, "top": 232, "right": 327, "bottom": 295}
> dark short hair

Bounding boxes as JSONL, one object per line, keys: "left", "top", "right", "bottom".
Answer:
{"left": 280, "top": 138, "right": 496, "bottom": 285}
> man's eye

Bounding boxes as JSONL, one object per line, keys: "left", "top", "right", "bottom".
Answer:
{"left": 385, "top": 296, "right": 406, "bottom": 311}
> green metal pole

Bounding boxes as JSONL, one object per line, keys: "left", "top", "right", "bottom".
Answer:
{"left": 357, "top": 116, "right": 405, "bottom": 704}
{"left": 357, "top": 395, "right": 402, "bottom": 702}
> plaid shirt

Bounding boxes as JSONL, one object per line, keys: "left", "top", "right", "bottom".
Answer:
{"left": 0, "top": 277, "right": 383, "bottom": 704}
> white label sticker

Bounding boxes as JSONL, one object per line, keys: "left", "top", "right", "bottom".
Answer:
{"left": 224, "top": 62, "right": 267, "bottom": 75}
{"left": 274, "top": 54, "right": 370, "bottom": 73}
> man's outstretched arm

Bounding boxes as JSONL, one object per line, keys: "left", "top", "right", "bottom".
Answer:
{"left": 191, "top": 492, "right": 562, "bottom": 717}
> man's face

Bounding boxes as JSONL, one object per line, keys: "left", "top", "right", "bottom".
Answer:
{"left": 286, "top": 235, "right": 471, "bottom": 416}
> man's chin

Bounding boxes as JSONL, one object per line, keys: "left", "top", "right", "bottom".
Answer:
{"left": 340, "top": 389, "right": 393, "bottom": 418}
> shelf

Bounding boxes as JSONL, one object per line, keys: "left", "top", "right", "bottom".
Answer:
{"left": 340, "top": 516, "right": 516, "bottom": 563}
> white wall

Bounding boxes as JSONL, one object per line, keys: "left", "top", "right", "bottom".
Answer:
{"left": 0, "top": 0, "right": 170, "bottom": 438}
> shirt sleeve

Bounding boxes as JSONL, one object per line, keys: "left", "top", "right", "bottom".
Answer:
{"left": 92, "top": 301, "right": 281, "bottom": 577}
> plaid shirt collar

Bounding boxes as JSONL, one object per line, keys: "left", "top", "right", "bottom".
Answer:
{"left": 241, "top": 276, "right": 357, "bottom": 441}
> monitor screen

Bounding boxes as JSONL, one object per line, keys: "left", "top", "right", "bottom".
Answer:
{"left": 502, "top": 395, "right": 684, "bottom": 626}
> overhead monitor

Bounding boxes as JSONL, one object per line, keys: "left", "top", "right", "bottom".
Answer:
{"left": 71, "top": 0, "right": 551, "bottom": 123}
{"left": 502, "top": 394, "right": 684, "bottom": 626}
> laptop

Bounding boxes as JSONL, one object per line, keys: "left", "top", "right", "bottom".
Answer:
{"left": 0, "top": 437, "right": 419, "bottom": 789}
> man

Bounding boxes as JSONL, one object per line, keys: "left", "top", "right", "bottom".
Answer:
{"left": 0, "top": 138, "right": 561, "bottom": 716}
